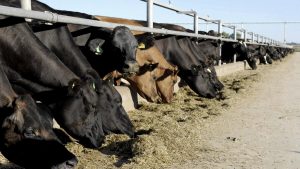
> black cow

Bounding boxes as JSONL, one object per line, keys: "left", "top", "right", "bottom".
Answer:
{"left": 0, "top": 65, "right": 77, "bottom": 169}
{"left": 28, "top": 0, "right": 135, "bottom": 140}
{"left": 0, "top": 11, "right": 106, "bottom": 148}
{"left": 151, "top": 23, "right": 223, "bottom": 98}
{"left": 154, "top": 35, "right": 222, "bottom": 98}
{"left": 221, "top": 41, "right": 258, "bottom": 69}
{"left": 248, "top": 45, "right": 273, "bottom": 65}
{"left": 52, "top": 9, "right": 139, "bottom": 77}
{"left": 2, "top": 0, "right": 135, "bottom": 147}
{"left": 266, "top": 46, "right": 282, "bottom": 61}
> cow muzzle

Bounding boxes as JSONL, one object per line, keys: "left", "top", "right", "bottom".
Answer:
{"left": 121, "top": 61, "right": 140, "bottom": 77}
{"left": 52, "top": 157, "right": 78, "bottom": 169}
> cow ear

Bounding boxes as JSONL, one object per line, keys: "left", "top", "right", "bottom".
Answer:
{"left": 87, "top": 39, "right": 105, "bottom": 55}
{"left": 136, "top": 33, "right": 155, "bottom": 50}
{"left": 137, "top": 42, "right": 146, "bottom": 49}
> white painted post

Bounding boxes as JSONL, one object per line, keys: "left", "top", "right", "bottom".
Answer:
{"left": 243, "top": 30, "right": 247, "bottom": 42}
{"left": 218, "top": 20, "right": 222, "bottom": 66}
{"left": 20, "top": 0, "right": 31, "bottom": 22}
{"left": 217, "top": 20, "right": 223, "bottom": 36}
{"left": 147, "top": 0, "right": 153, "bottom": 28}
{"left": 233, "top": 26, "right": 237, "bottom": 40}
{"left": 20, "top": 0, "right": 31, "bottom": 10}
{"left": 194, "top": 12, "right": 198, "bottom": 34}
{"left": 233, "top": 26, "right": 237, "bottom": 63}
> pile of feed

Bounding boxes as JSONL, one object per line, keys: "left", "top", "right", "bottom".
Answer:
{"left": 1, "top": 61, "right": 280, "bottom": 169}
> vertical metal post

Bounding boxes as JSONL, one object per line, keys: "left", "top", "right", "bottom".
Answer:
{"left": 283, "top": 22, "right": 286, "bottom": 43}
{"left": 194, "top": 12, "right": 198, "bottom": 34}
{"left": 232, "top": 26, "right": 237, "bottom": 63}
{"left": 233, "top": 26, "right": 237, "bottom": 40}
{"left": 243, "top": 30, "right": 247, "bottom": 42}
{"left": 256, "top": 34, "right": 259, "bottom": 43}
{"left": 217, "top": 20, "right": 223, "bottom": 36}
{"left": 20, "top": 0, "right": 31, "bottom": 22}
{"left": 251, "top": 32, "right": 254, "bottom": 42}
{"left": 218, "top": 20, "right": 222, "bottom": 66}
{"left": 20, "top": 0, "right": 31, "bottom": 10}
{"left": 147, "top": 0, "right": 153, "bottom": 28}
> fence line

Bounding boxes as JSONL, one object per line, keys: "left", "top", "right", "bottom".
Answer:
{"left": 141, "top": 0, "right": 292, "bottom": 48}
{"left": 0, "top": 3, "right": 292, "bottom": 48}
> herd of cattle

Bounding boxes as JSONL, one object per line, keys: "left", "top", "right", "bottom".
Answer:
{"left": 0, "top": 0, "right": 294, "bottom": 168}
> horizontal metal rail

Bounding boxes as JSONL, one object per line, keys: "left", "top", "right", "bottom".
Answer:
{"left": 0, "top": 5, "right": 292, "bottom": 48}
{"left": 0, "top": 5, "right": 235, "bottom": 41}
{"left": 141, "top": 0, "right": 294, "bottom": 47}
{"left": 140, "top": 0, "right": 234, "bottom": 29}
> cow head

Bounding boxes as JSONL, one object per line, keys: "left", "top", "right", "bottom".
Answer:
{"left": 0, "top": 95, "right": 77, "bottom": 169}
{"left": 34, "top": 74, "right": 105, "bottom": 148}
{"left": 127, "top": 45, "right": 178, "bottom": 103}
{"left": 179, "top": 63, "right": 222, "bottom": 98}
{"left": 96, "top": 80, "right": 134, "bottom": 137}
{"left": 235, "top": 42, "right": 257, "bottom": 70}
{"left": 111, "top": 26, "right": 139, "bottom": 75}
{"left": 127, "top": 61, "right": 161, "bottom": 103}
{"left": 86, "top": 26, "right": 139, "bottom": 76}
{"left": 156, "top": 65, "right": 179, "bottom": 103}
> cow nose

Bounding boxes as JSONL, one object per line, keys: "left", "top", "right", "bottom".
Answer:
{"left": 52, "top": 157, "right": 78, "bottom": 169}
{"left": 65, "top": 157, "right": 78, "bottom": 168}
{"left": 123, "top": 61, "right": 139, "bottom": 73}
{"left": 152, "top": 96, "right": 162, "bottom": 103}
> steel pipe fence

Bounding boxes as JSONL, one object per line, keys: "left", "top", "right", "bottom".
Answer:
{"left": 141, "top": 0, "right": 291, "bottom": 48}
{"left": 0, "top": 1, "right": 291, "bottom": 50}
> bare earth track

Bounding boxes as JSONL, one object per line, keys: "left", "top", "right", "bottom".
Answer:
{"left": 0, "top": 52, "right": 299, "bottom": 169}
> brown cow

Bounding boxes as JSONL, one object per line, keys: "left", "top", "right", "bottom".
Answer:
{"left": 95, "top": 16, "right": 178, "bottom": 103}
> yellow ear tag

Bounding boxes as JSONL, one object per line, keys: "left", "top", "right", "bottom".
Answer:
{"left": 138, "top": 43, "right": 146, "bottom": 49}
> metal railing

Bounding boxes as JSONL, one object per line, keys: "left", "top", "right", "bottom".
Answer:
{"left": 142, "top": 0, "right": 291, "bottom": 48}
{"left": 0, "top": 0, "right": 290, "bottom": 51}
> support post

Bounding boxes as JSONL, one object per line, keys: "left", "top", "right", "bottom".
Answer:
{"left": 232, "top": 26, "right": 237, "bottom": 63}
{"left": 20, "top": 0, "right": 31, "bottom": 22}
{"left": 20, "top": 0, "right": 31, "bottom": 10}
{"left": 243, "top": 30, "right": 247, "bottom": 42}
{"left": 251, "top": 32, "right": 254, "bottom": 42}
{"left": 256, "top": 34, "right": 259, "bottom": 43}
{"left": 147, "top": 0, "right": 153, "bottom": 28}
{"left": 233, "top": 26, "right": 237, "bottom": 40}
{"left": 217, "top": 20, "right": 223, "bottom": 36}
{"left": 194, "top": 12, "right": 198, "bottom": 34}
{"left": 218, "top": 20, "right": 222, "bottom": 66}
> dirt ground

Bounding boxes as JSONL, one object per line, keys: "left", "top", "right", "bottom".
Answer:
{"left": 0, "top": 53, "right": 298, "bottom": 169}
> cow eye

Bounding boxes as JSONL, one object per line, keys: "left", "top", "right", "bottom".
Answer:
{"left": 24, "top": 127, "right": 36, "bottom": 138}
{"left": 91, "top": 83, "right": 96, "bottom": 91}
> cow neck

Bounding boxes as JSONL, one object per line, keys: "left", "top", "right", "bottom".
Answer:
{"left": 31, "top": 23, "right": 92, "bottom": 78}
{"left": 0, "top": 19, "right": 78, "bottom": 88}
